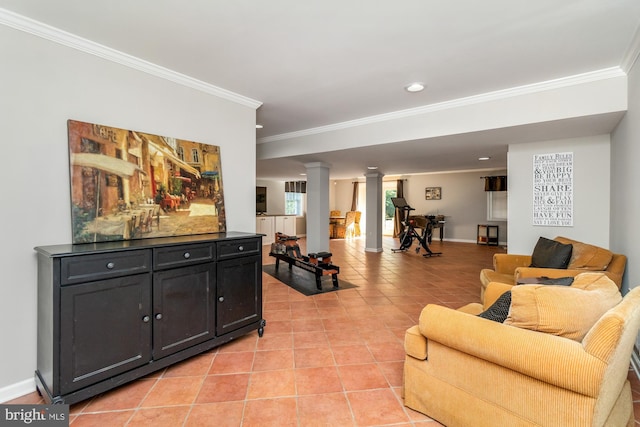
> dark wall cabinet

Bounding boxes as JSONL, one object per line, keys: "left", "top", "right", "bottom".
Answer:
{"left": 35, "top": 232, "right": 264, "bottom": 405}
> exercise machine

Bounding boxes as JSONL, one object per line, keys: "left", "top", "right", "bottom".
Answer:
{"left": 390, "top": 197, "right": 442, "bottom": 257}
{"left": 269, "top": 232, "right": 341, "bottom": 290}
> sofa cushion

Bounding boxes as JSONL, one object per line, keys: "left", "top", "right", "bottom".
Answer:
{"left": 478, "top": 290, "right": 511, "bottom": 323}
{"left": 505, "top": 273, "right": 622, "bottom": 341}
{"left": 529, "top": 237, "right": 573, "bottom": 269}
{"left": 554, "top": 236, "right": 613, "bottom": 271}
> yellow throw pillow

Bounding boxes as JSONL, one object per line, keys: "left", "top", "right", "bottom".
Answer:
{"left": 505, "top": 273, "right": 621, "bottom": 341}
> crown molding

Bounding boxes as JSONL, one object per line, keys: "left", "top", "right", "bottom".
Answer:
{"left": 0, "top": 8, "right": 262, "bottom": 109}
{"left": 258, "top": 67, "right": 626, "bottom": 144}
{"left": 621, "top": 23, "right": 640, "bottom": 73}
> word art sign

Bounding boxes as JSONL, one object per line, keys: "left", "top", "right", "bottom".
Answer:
{"left": 533, "top": 152, "right": 573, "bottom": 226}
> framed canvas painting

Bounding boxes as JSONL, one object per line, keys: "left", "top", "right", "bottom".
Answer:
{"left": 68, "top": 119, "right": 226, "bottom": 243}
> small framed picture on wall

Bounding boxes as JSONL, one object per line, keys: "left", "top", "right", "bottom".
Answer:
{"left": 425, "top": 187, "right": 441, "bottom": 200}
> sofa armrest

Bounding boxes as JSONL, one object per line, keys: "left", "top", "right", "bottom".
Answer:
{"left": 418, "top": 304, "right": 606, "bottom": 396}
{"left": 493, "top": 254, "right": 532, "bottom": 274}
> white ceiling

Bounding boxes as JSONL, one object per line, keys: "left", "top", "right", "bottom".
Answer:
{"left": 2, "top": 0, "right": 639, "bottom": 180}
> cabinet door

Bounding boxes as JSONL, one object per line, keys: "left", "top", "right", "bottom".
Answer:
{"left": 153, "top": 263, "right": 216, "bottom": 359}
{"left": 216, "top": 255, "right": 262, "bottom": 336}
{"left": 256, "top": 217, "right": 274, "bottom": 245}
{"left": 60, "top": 274, "right": 152, "bottom": 394}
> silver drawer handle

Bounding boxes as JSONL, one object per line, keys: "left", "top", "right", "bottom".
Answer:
{"left": 218, "top": 296, "right": 224, "bottom": 302}
{"left": 183, "top": 252, "right": 191, "bottom": 259}
{"left": 155, "top": 313, "right": 163, "bottom": 320}
{"left": 238, "top": 246, "right": 244, "bottom": 251}
{"left": 142, "top": 315, "right": 150, "bottom": 323}
{"left": 106, "top": 262, "right": 115, "bottom": 269}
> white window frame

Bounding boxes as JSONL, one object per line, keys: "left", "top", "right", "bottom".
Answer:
{"left": 487, "top": 191, "right": 508, "bottom": 221}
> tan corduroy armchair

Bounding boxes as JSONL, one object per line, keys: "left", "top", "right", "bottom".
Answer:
{"left": 403, "top": 277, "right": 640, "bottom": 427}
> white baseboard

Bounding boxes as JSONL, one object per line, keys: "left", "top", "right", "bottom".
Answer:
{"left": 0, "top": 378, "right": 36, "bottom": 403}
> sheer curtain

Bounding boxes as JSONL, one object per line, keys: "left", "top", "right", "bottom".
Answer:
{"left": 393, "top": 179, "right": 404, "bottom": 237}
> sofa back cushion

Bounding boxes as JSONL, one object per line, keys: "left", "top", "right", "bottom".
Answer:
{"left": 505, "top": 273, "right": 622, "bottom": 341}
{"left": 554, "top": 236, "right": 613, "bottom": 271}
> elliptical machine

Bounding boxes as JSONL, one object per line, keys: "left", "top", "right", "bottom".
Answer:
{"left": 390, "top": 197, "right": 442, "bottom": 257}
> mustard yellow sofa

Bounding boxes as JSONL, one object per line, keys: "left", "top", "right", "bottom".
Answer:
{"left": 403, "top": 274, "right": 640, "bottom": 427}
{"left": 480, "top": 236, "right": 627, "bottom": 298}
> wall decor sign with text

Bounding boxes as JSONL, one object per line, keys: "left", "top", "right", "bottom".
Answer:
{"left": 533, "top": 152, "right": 573, "bottom": 226}
{"left": 68, "top": 119, "right": 226, "bottom": 244}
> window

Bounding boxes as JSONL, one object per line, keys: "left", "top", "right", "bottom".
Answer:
{"left": 191, "top": 148, "right": 200, "bottom": 163}
{"left": 177, "top": 146, "right": 184, "bottom": 161}
{"left": 285, "top": 192, "right": 304, "bottom": 216}
{"left": 487, "top": 191, "right": 507, "bottom": 221}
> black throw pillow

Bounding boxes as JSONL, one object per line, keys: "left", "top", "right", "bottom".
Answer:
{"left": 478, "top": 291, "right": 512, "bottom": 323}
{"left": 529, "top": 237, "right": 573, "bottom": 269}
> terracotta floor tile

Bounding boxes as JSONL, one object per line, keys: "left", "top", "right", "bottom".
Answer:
{"left": 83, "top": 379, "right": 156, "bottom": 412}
{"left": 163, "top": 352, "right": 215, "bottom": 377}
{"left": 242, "top": 397, "right": 297, "bottom": 427}
{"left": 297, "top": 392, "right": 355, "bottom": 426}
{"left": 264, "top": 319, "right": 293, "bottom": 333}
{"left": 379, "top": 361, "right": 405, "bottom": 387}
{"left": 295, "top": 366, "right": 343, "bottom": 395}
{"left": 140, "top": 377, "right": 203, "bottom": 407}
{"left": 293, "top": 331, "right": 329, "bottom": 348}
{"left": 332, "top": 344, "right": 375, "bottom": 365}
{"left": 255, "top": 331, "right": 294, "bottom": 350}
{"left": 184, "top": 401, "right": 244, "bottom": 427}
{"left": 252, "top": 349, "right": 294, "bottom": 371}
{"left": 348, "top": 389, "right": 410, "bottom": 426}
{"left": 338, "top": 363, "right": 389, "bottom": 391}
{"left": 294, "top": 346, "right": 336, "bottom": 368}
{"left": 247, "top": 370, "right": 296, "bottom": 399}
{"left": 70, "top": 410, "right": 134, "bottom": 426}
{"left": 208, "top": 351, "right": 254, "bottom": 374}
{"left": 195, "top": 373, "right": 249, "bottom": 403}
{"left": 126, "top": 406, "right": 190, "bottom": 427}
{"left": 367, "top": 341, "right": 406, "bottom": 362}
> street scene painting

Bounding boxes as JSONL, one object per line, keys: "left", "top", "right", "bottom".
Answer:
{"left": 68, "top": 119, "right": 226, "bottom": 244}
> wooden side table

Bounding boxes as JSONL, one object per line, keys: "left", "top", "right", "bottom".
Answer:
{"left": 477, "top": 224, "right": 499, "bottom": 246}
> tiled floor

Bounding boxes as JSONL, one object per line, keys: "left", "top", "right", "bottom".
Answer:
{"left": 8, "top": 237, "right": 640, "bottom": 426}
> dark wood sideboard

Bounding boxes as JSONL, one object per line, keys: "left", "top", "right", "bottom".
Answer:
{"left": 34, "top": 232, "right": 264, "bottom": 405}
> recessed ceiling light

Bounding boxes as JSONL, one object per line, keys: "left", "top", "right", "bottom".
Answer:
{"left": 367, "top": 166, "right": 378, "bottom": 170}
{"left": 478, "top": 156, "right": 491, "bottom": 161}
{"left": 405, "top": 82, "right": 425, "bottom": 93}
{"left": 255, "top": 124, "right": 263, "bottom": 129}
{"left": 299, "top": 173, "right": 306, "bottom": 176}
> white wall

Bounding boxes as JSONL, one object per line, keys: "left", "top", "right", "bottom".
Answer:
{"left": 507, "top": 135, "right": 611, "bottom": 254}
{"left": 611, "top": 56, "right": 640, "bottom": 294}
{"left": 0, "top": 25, "right": 257, "bottom": 400}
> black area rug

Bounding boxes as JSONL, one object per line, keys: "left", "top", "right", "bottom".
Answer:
{"left": 262, "top": 263, "right": 358, "bottom": 296}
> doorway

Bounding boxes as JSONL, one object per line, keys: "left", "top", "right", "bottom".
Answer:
{"left": 383, "top": 181, "right": 397, "bottom": 236}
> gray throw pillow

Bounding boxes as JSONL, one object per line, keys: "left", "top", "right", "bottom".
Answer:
{"left": 478, "top": 291, "right": 512, "bottom": 323}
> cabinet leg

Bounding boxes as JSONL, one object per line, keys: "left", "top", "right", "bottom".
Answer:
{"left": 332, "top": 274, "right": 339, "bottom": 288}
{"left": 315, "top": 276, "right": 322, "bottom": 291}
{"left": 258, "top": 319, "right": 266, "bottom": 337}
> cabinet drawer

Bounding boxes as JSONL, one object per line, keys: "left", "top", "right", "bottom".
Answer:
{"left": 154, "top": 244, "right": 215, "bottom": 270}
{"left": 216, "top": 238, "right": 261, "bottom": 260}
{"left": 61, "top": 250, "right": 151, "bottom": 285}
